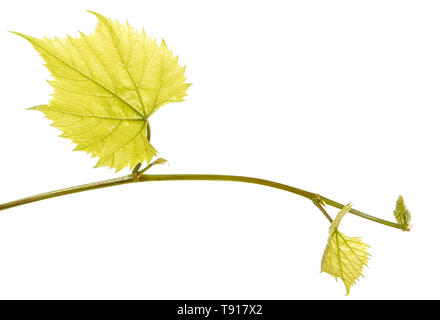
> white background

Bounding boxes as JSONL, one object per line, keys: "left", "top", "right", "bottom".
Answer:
{"left": 0, "top": 0, "right": 439, "bottom": 299}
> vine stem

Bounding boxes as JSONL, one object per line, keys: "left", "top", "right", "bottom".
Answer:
{"left": 0, "top": 173, "right": 406, "bottom": 231}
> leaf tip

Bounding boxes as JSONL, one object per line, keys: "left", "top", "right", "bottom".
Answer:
{"left": 87, "top": 10, "right": 109, "bottom": 25}
{"left": 27, "top": 105, "right": 46, "bottom": 111}
{"left": 86, "top": 10, "right": 101, "bottom": 17}
{"left": 8, "top": 30, "right": 25, "bottom": 38}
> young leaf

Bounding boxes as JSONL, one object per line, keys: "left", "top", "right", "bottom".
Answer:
{"left": 394, "top": 195, "right": 412, "bottom": 230}
{"left": 321, "top": 204, "right": 370, "bottom": 295}
{"left": 12, "top": 11, "right": 190, "bottom": 171}
{"left": 138, "top": 157, "right": 168, "bottom": 174}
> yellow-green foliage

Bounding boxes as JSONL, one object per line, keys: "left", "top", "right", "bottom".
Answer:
{"left": 12, "top": 11, "right": 190, "bottom": 171}
{"left": 321, "top": 204, "right": 370, "bottom": 295}
{"left": 394, "top": 195, "right": 411, "bottom": 229}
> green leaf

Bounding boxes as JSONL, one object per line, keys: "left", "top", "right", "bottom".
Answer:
{"left": 12, "top": 11, "right": 190, "bottom": 171}
{"left": 321, "top": 204, "right": 370, "bottom": 295}
{"left": 394, "top": 195, "right": 412, "bottom": 230}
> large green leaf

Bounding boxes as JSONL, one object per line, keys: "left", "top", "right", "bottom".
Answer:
{"left": 12, "top": 11, "right": 190, "bottom": 171}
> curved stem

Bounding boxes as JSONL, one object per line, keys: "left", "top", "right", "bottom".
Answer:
{"left": 319, "top": 196, "right": 402, "bottom": 230}
{"left": 0, "top": 173, "right": 406, "bottom": 231}
{"left": 0, "top": 175, "right": 134, "bottom": 212}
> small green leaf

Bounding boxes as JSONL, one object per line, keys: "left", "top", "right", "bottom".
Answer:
{"left": 321, "top": 203, "right": 370, "bottom": 295}
{"left": 149, "top": 158, "right": 168, "bottom": 166}
{"left": 394, "top": 195, "right": 412, "bottom": 230}
{"left": 138, "top": 157, "right": 168, "bottom": 174}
